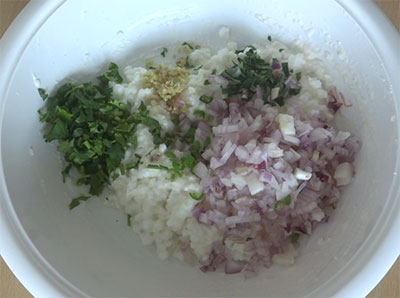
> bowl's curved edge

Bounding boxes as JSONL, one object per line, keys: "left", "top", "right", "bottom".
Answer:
{"left": 318, "top": 1, "right": 400, "bottom": 297}
{"left": 0, "top": 1, "right": 399, "bottom": 298}
{"left": 0, "top": 1, "right": 87, "bottom": 297}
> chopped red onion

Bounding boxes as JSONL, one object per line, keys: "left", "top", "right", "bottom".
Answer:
{"left": 189, "top": 88, "right": 359, "bottom": 275}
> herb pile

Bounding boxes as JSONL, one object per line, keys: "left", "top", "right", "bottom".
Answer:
{"left": 38, "top": 63, "right": 166, "bottom": 209}
{"left": 221, "top": 46, "right": 301, "bottom": 106}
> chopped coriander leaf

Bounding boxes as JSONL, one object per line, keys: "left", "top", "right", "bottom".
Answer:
{"left": 211, "top": 69, "right": 217, "bottom": 75}
{"left": 246, "top": 237, "right": 253, "bottom": 241}
{"left": 69, "top": 195, "right": 90, "bottom": 210}
{"left": 189, "top": 192, "right": 204, "bottom": 201}
{"left": 61, "top": 164, "right": 72, "bottom": 183}
{"left": 279, "top": 48, "right": 284, "bottom": 52}
{"left": 268, "top": 35, "right": 272, "bottom": 42}
{"left": 199, "top": 95, "right": 213, "bottom": 104}
{"left": 274, "top": 195, "right": 292, "bottom": 211}
{"left": 160, "top": 47, "right": 168, "bottom": 57}
{"left": 133, "top": 102, "right": 164, "bottom": 145}
{"left": 97, "top": 62, "right": 123, "bottom": 85}
{"left": 290, "top": 233, "right": 300, "bottom": 244}
{"left": 38, "top": 62, "right": 142, "bottom": 200}
{"left": 204, "top": 79, "right": 210, "bottom": 85}
{"left": 38, "top": 88, "right": 48, "bottom": 100}
{"left": 127, "top": 214, "right": 132, "bottom": 227}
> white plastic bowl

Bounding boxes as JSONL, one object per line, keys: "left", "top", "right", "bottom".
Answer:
{"left": 1, "top": 1, "right": 399, "bottom": 297}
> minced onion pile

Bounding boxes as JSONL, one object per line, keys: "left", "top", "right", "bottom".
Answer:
{"left": 39, "top": 40, "right": 360, "bottom": 276}
{"left": 192, "top": 96, "right": 359, "bottom": 274}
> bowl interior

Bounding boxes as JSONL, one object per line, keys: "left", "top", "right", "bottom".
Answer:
{"left": 1, "top": 0, "right": 399, "bottom": 297}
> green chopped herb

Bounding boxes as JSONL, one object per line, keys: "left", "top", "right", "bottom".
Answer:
{"left": 98, "top": 62, "right": 123, "bottom": 85}
{"left": 119, "top": 164, "right": 125, "bottom": 175}
{"left": 268, "top": 35, "right": 272, "bottom": 42}
{"left": 182, "top": 155, "right": 195, "bottom": 170}
{"left": 127, "top": 214, "right": 132, "bottom": 227}
{"left": 191, "top": 140, "right": 202, "bottom": 159}
{"left": 204, "top": 79, "right": 210, "bottom": 85}
{"left": 194, "top": 110, "right": 206, "bottom": 119}
{"left": 199, "top": 95, "right": 213, "bottom": 104}
{"left": 125, "top": 154, "right": 141, "bottom": 171}
{"left": 279, "top": 48, "right": 284, "bottom": 52}
{"left": 148, "top": 164, "right": 170, "bottom": 171}
{"left": 182, "top": 126, "right": 196, "bottom": 144}
{"left": 163, "top": 150, "right": 196, "bottom": 175}
{"left": 38, "top": 63, "right": 135, "bottom": 199}
{"left": 220, "top": 47, "right": 301, "bottom": 106}
{"left": 182, "top": 41, "right": 194, "bottom": 50}
{"left": 290, "top": 233, "right": 300, "bottom": 243}
{"left": 189, "top": 192, "right": 204, "bottom": 201}
{"left": 133, "top": 102, "right": 164, "bottom": 146}
{"left": 211, "top": 69, "right": 217, "bottom": 75}
{"left": 160, "top": 47, "right": 168, "bottom": 57}
{"left": 170, "top": 113, "right": 180, "bottom": 126}
{"left": 246, "top": 237, "right": 253, "bottom": 241}
{"left": 274, "top": 195, "right": 292, "bottom": 211}
{"left": 281, "top": 62, "right": 289, "bottom": 77}
{"left": 203, "top": 136, "right": 211, "bottom": 149}
{"left": 164, "top": 150, "right": 177, "bottom": 160}
{"left": 69, "top": 195, "right": 90, "bottom": 210}
{"left": 38, "top": 88, "right": 48, "bottom": 100}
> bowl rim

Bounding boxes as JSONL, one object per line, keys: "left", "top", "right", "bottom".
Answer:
{"left": 0, "top": 1, "right": 399, "bottom": 297}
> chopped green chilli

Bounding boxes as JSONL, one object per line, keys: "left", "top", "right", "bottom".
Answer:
{"left": 189, "top": 192, "right": 204, "bottom": 201}
{"left": 290, "top": 233, "right": 300, "bottom": 244}
{"left": 274, "top": 195, "right": 292, "bottom": 211}
{"left": 199, "top": 95, "right": 213, "bottom": 104}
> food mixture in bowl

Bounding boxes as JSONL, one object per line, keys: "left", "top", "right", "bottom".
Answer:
{"left": 38, "top": 28, "right": 360, "bottom": 275}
